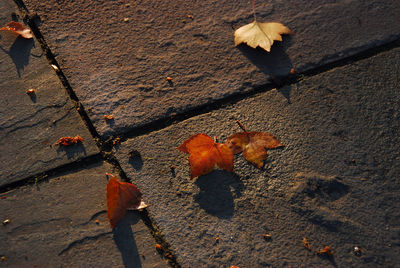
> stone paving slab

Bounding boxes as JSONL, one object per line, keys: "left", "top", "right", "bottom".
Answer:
{"left": 114, "top": 48, "right": 400, "bottom": 267}
{"left": 0, "top": 161, "right": 168, "bottom": 267}
{"left": 0, "top": 0, "right": 98, "bottom": 187}
{"left": 23, "top": 0, "right": 400, "bottom": 137}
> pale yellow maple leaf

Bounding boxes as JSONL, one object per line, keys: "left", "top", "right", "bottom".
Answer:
{"left": 234, "top": 21, "right": 293, "bottom": 52}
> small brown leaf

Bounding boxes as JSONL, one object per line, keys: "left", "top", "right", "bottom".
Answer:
{"left": 0, "top": 21, "right": 33, "bottom": 39}
{"left": 104, "top": 114, "right": 114, "bottom": 120}
{"left": 234, "top": 21, "right": 293, "bottom": 52}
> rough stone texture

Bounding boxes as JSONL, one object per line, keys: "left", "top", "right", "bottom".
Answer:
{"left": 0, "top": 0, "right": 98, "bottom": 187}
{"left": 114, "top": 49, "right": 400, "bottom": 267}
{"left": 0, "top": 161, "right": 168, "bottom": 268}
{"left": 23, "top": 0, "right": 400, "bottom": 137}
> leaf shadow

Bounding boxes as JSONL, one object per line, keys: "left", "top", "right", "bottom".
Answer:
{"left": 128, "top": 151, "right": 143, "bottom": 171}
{"left": 194, "top": 170, "right": 244, "bottom": 219}
{"left": 237, "top": 37, "right": 293, "bottom": 102}
{"left": 56, "top": 143, "right": 87, "bottom": 159}
{"left": 113, "top": 211, "right": 143, "bottom": 268}
{"left": 317, "top": 254, "right": 338, "bottom": 268}
{"left": 0, "top": 35, "right": 34, "bottom": 77}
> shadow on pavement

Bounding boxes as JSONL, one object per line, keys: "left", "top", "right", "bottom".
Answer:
{"left": 113, "top": 211, "right": 142, "bottom": 268}
{"left": 237, "top": 37, "right": 293, "bottom": 102}
{"left": 194, "top": 170, "right": 244, "bottom": 219}
{"left": 0, "top": 35, "right": 34, "bottom": 77}
{"left": 56, "top": 144, "right": 87, "bottom": 159}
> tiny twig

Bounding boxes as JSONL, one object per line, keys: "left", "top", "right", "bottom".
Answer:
{"left": 236, "top": 120, "right": 248, "bottom": 132}
{"left": 252, "top": 0, "right": 257, "bottom": 21}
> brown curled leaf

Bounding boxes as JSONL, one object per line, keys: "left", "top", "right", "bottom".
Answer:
{"left": 106, "top": 173, "right": 147, "bottom": 229}
{"left": 0, "top": 21, "right": 33, "bottom": 39}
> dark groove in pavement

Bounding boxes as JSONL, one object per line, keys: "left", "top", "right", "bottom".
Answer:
{"left": 109, "top": 38, "right": 400, "bottom": 143}
{"left": 0, "top": 153, "right": 103, "bottom": 194}
{"left": 13, "top": 0, "right": 103, "bottom": 149}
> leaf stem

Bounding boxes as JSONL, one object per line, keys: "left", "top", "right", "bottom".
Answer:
{"left": 236, "top": 120, "right": 248, "bottom": 132}
{"left": 252, "top": 0, "right": 257, "bottom": 21}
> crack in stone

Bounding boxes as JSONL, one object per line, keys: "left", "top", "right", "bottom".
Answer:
{"left": 58, "top": 231, "right": 112, "bottom": 256}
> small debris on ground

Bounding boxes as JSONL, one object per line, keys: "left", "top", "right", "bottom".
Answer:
{"left": 166, "top": 77, "right": 173, "bottom": 81}
{"left": 302, "top": 237, "right": 312, "bottom": 250}
{"left": 354, "top": 246, "right": 361, "bottom": 256}
{"left": 186, "top": 14, "right": 194, "bottom": 19}
{"left": 0, "top": 256, "right": 6, "bottom": 261}
{"left": 104, "top": 114, "right": 114, "bottom": 120}
{"left": 155, "top": 244, "right": 162, "bottom": 250}
{"left": 113, "top": 137, "right": 121, "bottom": 145}
{"left": 123, "top": 18, "right": 129, "bottom": 22}
{"left": 262, "top": 233, "right": 272, "bottom": 240}
{"left": 51, "top": 64, "right": 59, "bottom": 71}
{"left": 55, "top": 135, "right": 83, "bottom": 146}
{"left": 26, "top": 88, "right": 35, "bottom": 94}
{"left": 316, "top": 246, "right": 333, "bottom": 256}
{"left": 2, "top": 219, "right": 11, "bottom": 225}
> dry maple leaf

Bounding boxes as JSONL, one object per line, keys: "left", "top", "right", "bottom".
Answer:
{"left": 0, "top": 21, "right": 33, "bottom": 39}
{"left": 225, "top": 121, "right": 283, "bottom": 168}
{"left": 178, "top": 134, "right": 234, "bottom": 179}
{"left": 106, "top": 173, "right": 147, "bottom": 229}
{"left": 234, "top": 21, "right": 293, "bottom": 52}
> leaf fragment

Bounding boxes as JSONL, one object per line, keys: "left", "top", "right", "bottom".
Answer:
{"left": 55, "top": 135, "right": 83, "bottom": 146}
{"left": 104, "top": 114, "right": 114, "bottom": 120}
{"left": 178, "top": 133, "right": 234, "bottom": 179}
{"left": 316, "top": 246, "right": 334, "bottom": 256}
{"left": 234, "top": 21, "right": 293, "bottom": 52}
{"left": 106, "top": 173, "right": 146, "bottom": 229}
{"left": 225, "top": 131, "right": 283, "bottom": 168}
{"left": 303, "top": 237, "right": 312, "bottom": 251}
{"left": 0, "top": 21, "right": 33, "bottom": 39}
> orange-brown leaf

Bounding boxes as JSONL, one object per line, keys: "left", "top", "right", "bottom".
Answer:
{"left": 178, "top": 134, "right": 233, "bottom": 178}
{"left": 106, "top": 174, "right": 143, "bottom": 229}
{"left": 225, "top": 131, "right": 283, "bottom": 168}
{"left": 0, "top": 21, "right": 33, "bottom": 39}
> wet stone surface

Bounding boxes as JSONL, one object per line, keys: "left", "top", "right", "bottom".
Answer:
{"left": 0, "top": 0, "right": 98, "bottom": 187}
{"left": 23, "top": 0, "right": 400, "bottom": 137}
{"left": 114, "top": 49, "right": 400, "bottom": 267}
{"left": 0, "top": 161, "right": 167, "bottom": 268}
